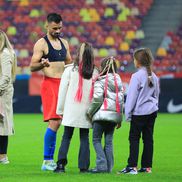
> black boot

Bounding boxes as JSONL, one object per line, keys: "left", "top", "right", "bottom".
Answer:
{"left": 53, "top": 163, "right": 65, "bottom": 173}
{"left": 80, "top": 168, "right": 89, "bottom": 173}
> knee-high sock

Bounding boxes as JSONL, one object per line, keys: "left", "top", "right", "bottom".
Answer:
{"left": 44, "top": 128, "right": 56, "bottom": 160}
{"left": 0, "top": 136, "right": 8, "bottom": 154}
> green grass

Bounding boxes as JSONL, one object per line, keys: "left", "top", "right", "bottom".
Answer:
{"left": 0, "top": 114, "right": 182, "bottom": 182}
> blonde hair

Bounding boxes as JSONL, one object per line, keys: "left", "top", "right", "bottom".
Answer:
{"left": 0, "top": 30, "right": 17, "bottom": 81}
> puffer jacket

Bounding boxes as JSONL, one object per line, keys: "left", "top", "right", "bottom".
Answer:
{"left": 87, "top": 73, "right": 124, "bottom": 124}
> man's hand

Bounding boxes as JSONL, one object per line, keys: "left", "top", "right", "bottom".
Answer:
{"left": 116, "top": 123, "right": 121, "bottom": 129}
{"left": 41, "top": 58, "right": 50, "bottom": 68}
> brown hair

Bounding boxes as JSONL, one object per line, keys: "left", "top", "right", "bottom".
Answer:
{"left": 100, "top": 56, "right": 117, "bottom": 76}
{"left": 74, "top": 42, "right": 94, "bottom": 79}
{"left": 74, "top": 42, "right": 94, "bottom": 102}
{"left": 133, "top": 48, "right": 154, "bottom": 87}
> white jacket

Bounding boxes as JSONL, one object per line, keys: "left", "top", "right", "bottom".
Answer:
{"left": 0, "top": 48, "right": 14, "bottom": 135}
{"left": 56, "top": 64, "right": 98, "bottom": 128}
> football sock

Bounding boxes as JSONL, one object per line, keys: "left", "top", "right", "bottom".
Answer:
{"left": 44, "top": 128, "right": 56, "bottom": 160}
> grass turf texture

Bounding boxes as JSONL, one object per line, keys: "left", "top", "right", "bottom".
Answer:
{"left": 0, "top": 113, "right": 181, "bottom": 182}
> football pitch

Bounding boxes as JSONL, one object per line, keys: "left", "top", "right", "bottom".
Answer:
{"left": 0, "top": 113, "right": 181, "bottom": 182}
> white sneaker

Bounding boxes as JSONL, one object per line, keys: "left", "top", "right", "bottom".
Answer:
{"left": 41, "top": 160, "right": 57, "bottom": 171}
{"left": 0, "top": 157, "right": 10, "bottom": 164}
{"left": 117, "top": 167, "right": 138, "bottom": 175}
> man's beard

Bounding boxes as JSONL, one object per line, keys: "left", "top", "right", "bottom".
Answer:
{"left": 52, "top": 33, "right": 60, "bottom": 38}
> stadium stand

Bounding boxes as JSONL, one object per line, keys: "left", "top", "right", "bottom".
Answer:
{"left": 0, "top": 0, "right": 181, "bottom": 77}
{"left": 0, "top": 0, "right": 153, "bottom": 75}
{"left": 155, "top": 27, "right": 182, "bottom": 75}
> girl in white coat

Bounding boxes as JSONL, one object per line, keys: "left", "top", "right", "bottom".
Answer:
{"left": 54, "top": 42, "right": 98, "bottom": 173}
{"left": 0, "top": 30, "right": 17, "bottom": 164}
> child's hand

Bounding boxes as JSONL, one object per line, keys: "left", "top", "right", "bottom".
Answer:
{"left": 116, "top": 123, "right": 121, "bottom": 129}
{"left": 86, "top": 113, "right": 92, "bottom": 122}
{"left": 125, "top": 120, "right": 131, "bottom": 122}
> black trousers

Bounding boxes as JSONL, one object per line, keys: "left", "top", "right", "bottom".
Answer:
{"left": 127, "top": 112, "right": 157, "bottom": 168}
{"left": 0, "top": 136, "right": 8, "bottom": 154}
{"left": 57, "top": 126, "right": 90, "bottom": 170}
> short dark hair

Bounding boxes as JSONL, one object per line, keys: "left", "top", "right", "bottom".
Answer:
{"left": 47, "top": 13, "right": 62, "bottom": 23}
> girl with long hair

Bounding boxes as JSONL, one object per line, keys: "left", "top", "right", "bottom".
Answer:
{"left": 54, "top": 42, "right": 98, "bottom": 173}
{"left": 0, "top": 30, "right": 17, "bottom": 164}
{"left": 118, "top": 48, "right": 160, "bottom": 174}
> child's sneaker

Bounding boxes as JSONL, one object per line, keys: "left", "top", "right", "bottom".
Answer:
{"left": 117, "top": 167, "right": 138, "bottom": 175}
{"left": 0, "top": 157, "right": 10, "bottom": 164}
{"left": 138, "top": 167, "right": 152, "bottom": 173}
{"left": 53, "top": 164, "right": 65, "bottom": 173}
{"left": 41, "top": 160, "right": 57, "bottom": 171}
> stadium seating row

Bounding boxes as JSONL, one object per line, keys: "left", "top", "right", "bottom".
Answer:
{"left": 2, "top": 0, "right": 182, "bottom": 75}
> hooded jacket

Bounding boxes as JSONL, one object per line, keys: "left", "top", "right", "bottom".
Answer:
{"left": 87, "top": 73, "right": 124, "bottom": 124}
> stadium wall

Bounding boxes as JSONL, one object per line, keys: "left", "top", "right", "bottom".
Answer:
{"left": 13, "top": 78, "right": 182, "bottom": 113}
